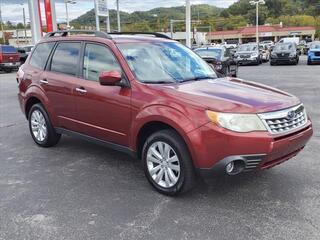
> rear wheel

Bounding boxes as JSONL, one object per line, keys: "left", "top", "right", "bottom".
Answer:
{"left": 28, "top": 103, "right": 61, "bottom": 147}
{"left": 142, "top": 129, "right": 196, "bottom": 195}
{"left": 307, "top": 59, "right": 312, "bottom": 65}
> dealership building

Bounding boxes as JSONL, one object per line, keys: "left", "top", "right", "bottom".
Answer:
{"left": 207, "top": 25, "right": 316, "bottom": 44}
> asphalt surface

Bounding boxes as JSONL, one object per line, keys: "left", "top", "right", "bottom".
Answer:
{"left": 0, "top": 56, "right": 319, "bottom": 240}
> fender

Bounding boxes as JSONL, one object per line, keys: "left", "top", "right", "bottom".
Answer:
{"left": 25, "top": 85, "right": 58, "bottom": 126}
{"left": 130, "top": 104, "right": 207, "bottom": 163}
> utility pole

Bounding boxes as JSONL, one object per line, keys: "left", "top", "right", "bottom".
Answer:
{"left": 0, "top": 0, "right": 5, "bottom": 44}
{"left": 94, "top": 0, "right": 100, "bottom": 31}
{"left": 22, "top": 6, "right": 27, "bottom": 43}
{"left": 250, "top": 0, "right": 265, "bottom": 45}
{"left": 116, "top": 0, "right": 121, "bottom": 32}
{"left": 65, "top": 0, "right": 76, "bottom": 29}
{"left": 186, "top": 0, "right": 191, "bottom": 48}
{"left": 106, "top": 12, "right": 110, "bottom": 32}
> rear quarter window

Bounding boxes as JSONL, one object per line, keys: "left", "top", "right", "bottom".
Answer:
{"left": 30, "top": 42, "right": 55, "bottom": 69}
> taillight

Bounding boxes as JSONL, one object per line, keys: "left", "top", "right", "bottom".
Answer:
{"left": 0, "top": 54, "right": 2, "bottom": 62}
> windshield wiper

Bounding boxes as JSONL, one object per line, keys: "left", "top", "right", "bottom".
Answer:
{"left": 141, "top": 80, "right": 176, "bottom": 84}
{"left": 179, "top": 76, "right": 214, "bottom": 83}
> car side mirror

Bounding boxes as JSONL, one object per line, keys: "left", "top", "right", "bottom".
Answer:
{"left": 99, "top": 71, "right": 122, "bottom": 86}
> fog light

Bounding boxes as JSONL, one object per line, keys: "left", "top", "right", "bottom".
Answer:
{"left": 226, "top": 162, "right": 234, "bottom": 174}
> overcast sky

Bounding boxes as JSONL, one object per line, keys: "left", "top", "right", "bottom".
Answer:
{"left": 0, "top": 0, "right": 237, "bottom": 24}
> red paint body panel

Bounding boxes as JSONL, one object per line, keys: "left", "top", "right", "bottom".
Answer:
{"left": 17, "top": 35, "right": 313, "bottom": 171}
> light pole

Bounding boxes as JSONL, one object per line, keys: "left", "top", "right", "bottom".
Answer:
{"left": 0, "top": 0, "right": 5, "bottom": 44}
{"left": 250, "top": 0, "right": 265, "bottom": 44}
{"left": 65, "top": 0, "right": 76, "bottom": 29}
{"left": 116, "top": 0, "right": 121, "bottom": 32}
{"left": 186, "top": 0, "right": 191, "bottom": 48}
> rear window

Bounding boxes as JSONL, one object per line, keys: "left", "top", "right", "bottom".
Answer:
{"left": 30, "top": 42, "right": 55, "bottom": 69}
{"left": 50, "top": 42, "right": 81, "bottom": 76}
{"left": 1, "top": 46, "right": 17, "bottom": 53}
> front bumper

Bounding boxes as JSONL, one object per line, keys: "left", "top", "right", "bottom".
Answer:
{"left": 188, "top": 120, "right": 313, "bottom": 175}
{"left": 309, "top": 56, "right": 320, "bottom": 63}
{"left": 270, "top": 57, "right": 296, "bottom": 64}
{"left": 238, "top": 58, "right": 258, "bottom": 65}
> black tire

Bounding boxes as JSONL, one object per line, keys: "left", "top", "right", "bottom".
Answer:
{"left": 4, "top": 69, "right": 12, "bottom": 73}
{"left": 307, "top": 60, "right": 312, "bottom": 65}
{"left": 142, "top": 129, "right": 196, "bottom": 196}
{"left": 28, "top": 103, "right": 61, "bottom": 147}
{"left": 270, "top": 61, "right": 276, "bottom": 66}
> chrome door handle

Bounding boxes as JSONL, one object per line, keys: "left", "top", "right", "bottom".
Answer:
{"left": 40, "top": 79, "right": 48, "bottom": 84}
{"left": 75, "top": 87, "right": 87, "bottom": 94}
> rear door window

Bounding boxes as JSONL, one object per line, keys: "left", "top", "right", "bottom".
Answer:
{"left": 30, "top": 42, "right": 55, "bottom": 69}
{"left": 50, "top": 42, "right": 81, "bottom": 76}
{"left": 82, "top": 43, "right": 122, "bottom": 82}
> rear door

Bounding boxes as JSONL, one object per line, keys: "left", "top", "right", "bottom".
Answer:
{"left": 73, "top": 42, "right": 132, "bottom": 146}
{"left": 41, "top": 41, "right": 82, "bottom": 130}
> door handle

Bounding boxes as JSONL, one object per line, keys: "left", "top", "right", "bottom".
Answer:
{"left": 40, "top": 79, "right": 48, "bottom": 85}
{"left": 75, "top": 87, "right": 87, "bottom": 94}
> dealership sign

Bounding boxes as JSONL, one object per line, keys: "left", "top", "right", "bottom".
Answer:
{"left": 96, "top": 0, "right": 109, "bottom": 17}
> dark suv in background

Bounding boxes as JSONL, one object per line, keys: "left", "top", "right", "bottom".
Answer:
{"left": 17, "top": 30, "right": 313, "bottom": 195}
{"left": 270, "top": 42, "right": 299, "bottom": 65}
{"left": 194, "top": 46, "right": 238, "bottom": 77}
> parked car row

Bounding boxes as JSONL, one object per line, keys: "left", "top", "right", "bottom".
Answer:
{"left": 0, "top": 44, "right": 34, "bottom": 73}
{"left": 194, "top": 39, "right": 320, "bottom": 73}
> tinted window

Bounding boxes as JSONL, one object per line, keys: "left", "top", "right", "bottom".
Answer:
{"left": 1, "top": 46, "right": 17, "bottom": 53}
{"left": 30, "top": 42, "right": 55, "bottom": 69}
{"left": 194, "top": 48, "right": 222, "bottom": 59}
{"left": 51, "top": 42, "right": 81, "bottom": 76}
{"left": 83, "top": 44, "right": 122, "bottom": 81}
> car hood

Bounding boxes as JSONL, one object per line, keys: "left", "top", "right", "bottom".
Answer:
{"left": 309, "top": 49, "right": 320, "bottom": 52}
{"left": 162, "top": 78, "right": 300, "bottom": 113}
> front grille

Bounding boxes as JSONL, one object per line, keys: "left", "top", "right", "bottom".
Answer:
{"left": 240, "top": 54, "right": 251, "bottom": 58}
{"left": 258, "top": 104, "right": 307, "bottom": 134}
{"left": 315, "top": 52, "right": 320, "bottom": 57}
{"left": 277, "top": 53, "right": 290, "bottom": 58}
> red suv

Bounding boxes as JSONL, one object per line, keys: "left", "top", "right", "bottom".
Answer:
{"left": 17, "top": 31, "right": 313, "bottom": 195}
{"left": 0, "top": 45, "right": 20, "bottom": 73}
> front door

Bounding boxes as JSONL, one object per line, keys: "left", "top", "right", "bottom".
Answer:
{"left": 73, "top": 43, "right": 132, "bottom": 146}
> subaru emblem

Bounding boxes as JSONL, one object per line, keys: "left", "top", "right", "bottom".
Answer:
{"left": 287, "top": 110, "right": 296, "bottom": 120}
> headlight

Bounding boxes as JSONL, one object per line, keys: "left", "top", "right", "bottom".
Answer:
{"left": 271, "top": 52, "right": 277, "bottom": 57}
{"left": 250, "top": 54, "right": 258, "bottom": 58}
{"left": 289, "top": 53, "right": 296, "bottom": 57}
{"left": 206, "top": 111, "right": 267, "bottom": 133}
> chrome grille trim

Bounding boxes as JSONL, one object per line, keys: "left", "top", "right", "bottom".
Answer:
{"left": 258, "top": 104, "right": 307, "bottom": 135}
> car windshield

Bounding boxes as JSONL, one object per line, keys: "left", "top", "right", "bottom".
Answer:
{"left": 310, "top": 42, "right": 320, "bottom": 49}
{"left": 117, "top": 42, "right": 217, "bottom": 83}
{"left": 238, "top": 44, "right": 257, "bottom": 52}
{"left": 274, "top": 43, "right": 293, "bottom": 51}
{"left": 194, "top": 48, "right": 222, "bottom": 59}
{"left": 1, "top": 45, "right": 17, "bottom": 53}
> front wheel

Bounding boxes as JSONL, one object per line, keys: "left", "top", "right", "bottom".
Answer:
{"left": 142, "top": 129, "right": 196, "bottom": 195}
{"left": 28, "top": 103, "right": 61, "bottom": 147}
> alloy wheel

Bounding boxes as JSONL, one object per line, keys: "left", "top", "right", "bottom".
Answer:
{"left": 146, "top": 141, "right": 181, "bottom": 188}
{"left": 30, "top": 110, "right": 47, "bottom": 142}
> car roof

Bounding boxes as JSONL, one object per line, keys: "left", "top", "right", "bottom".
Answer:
{"left": 39, "top": 32, "right": 175, "bottom": 45}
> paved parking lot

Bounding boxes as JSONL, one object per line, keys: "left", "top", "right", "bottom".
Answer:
{"left": 0, "top": 56, "right": 319, "bottom": 240}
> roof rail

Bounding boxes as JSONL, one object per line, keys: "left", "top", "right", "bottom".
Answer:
{"left": 44, "top": 30, "right": 111, "bottom": 39}
{"left": 108, "top": 32, "right": 171, "bottom": 39}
